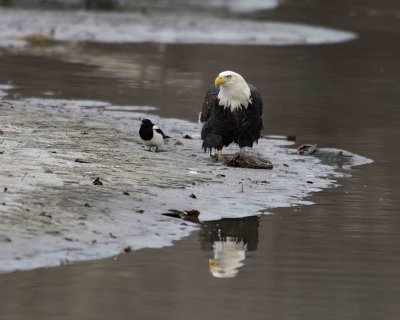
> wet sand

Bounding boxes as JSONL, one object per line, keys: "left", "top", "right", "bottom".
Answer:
{"left": 1, "top": 0, "right": 400, "bottom": 319}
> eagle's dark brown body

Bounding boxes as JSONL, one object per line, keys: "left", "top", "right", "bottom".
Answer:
{"left": 200, "top": 84, "right": 263, "bottom": 154}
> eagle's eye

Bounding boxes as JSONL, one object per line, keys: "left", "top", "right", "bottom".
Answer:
{"left": 226, "top": 75, "right": 232, "bottom": 79}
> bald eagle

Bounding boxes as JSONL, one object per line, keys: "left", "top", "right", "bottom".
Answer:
{"left": 200, "top": 71, "right": 263, "bottom": 157}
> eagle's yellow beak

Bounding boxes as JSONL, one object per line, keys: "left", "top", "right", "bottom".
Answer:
{"left": 215, "top": 76, "right": 226, "bottom": 86}
{"left": 209, "top": 258, "right": 218, "bottom": 267}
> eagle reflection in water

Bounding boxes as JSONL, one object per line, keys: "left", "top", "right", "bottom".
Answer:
{"left": 200, "top": 216, "right": 259, "bottom": 278}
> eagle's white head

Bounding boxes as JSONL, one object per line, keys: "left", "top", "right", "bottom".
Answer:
{"left": 215, "top": 71, "right": 251, "bottom": 111}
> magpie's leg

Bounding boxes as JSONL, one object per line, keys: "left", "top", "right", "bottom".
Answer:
{"left": 155, "top": 147, "right": 159, "bottom": 152}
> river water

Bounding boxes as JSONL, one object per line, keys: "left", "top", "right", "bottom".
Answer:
{"left": 0, "top": 0, "right": 400, "bottom": 319}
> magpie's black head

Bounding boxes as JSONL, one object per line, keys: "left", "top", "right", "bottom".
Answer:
{"left": 141, "top": 119, "right": 153, "bottom": 128}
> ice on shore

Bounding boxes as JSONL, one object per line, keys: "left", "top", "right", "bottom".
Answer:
{"left": 119, "top": 0, "right": 279, "bottom": 13}
{"left": 0, "top": 89, "right": 372, "bottom": 273}
{"left": 0, "top": 9, "right": 357, "bottom": 48}
{"left": 3, "top": 0, "right": 278, "bottom": 13}
{"left": 0, "top": 85, "right": 13, "bottom": 98}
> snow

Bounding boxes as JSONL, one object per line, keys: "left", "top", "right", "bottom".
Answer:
{"left": 0, "top": 9, "right": 357, "bottom": 47}
{"left": 0, "top": 90, "right": 372, "bottom": 272}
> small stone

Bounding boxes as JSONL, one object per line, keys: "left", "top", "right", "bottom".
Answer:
{"left": 189, "top": 193, "right": 197, "bottom": 199}
{"left": 162, "top": 212, "right": 182, "bottom": 219}
{"left": 175, "top": 139, "right": 183, "bottom": 146}
{"left": 183, "top": 135, "right": 192, "bottom": 139}
{"left": 109, "top": 232, "right": 117, "bottom": 239}
{"left": 223, "top": 151, "right": 273, "bottom": 169}
{"left": 297, "top": 144, "right": 318, "bottom": 156}
{"left": 0, "top": 236, "right": 12, "bottom": 243}
{"left": 124, "top": 246, "right": 132, "bottom": 253}
{"left": 93, "top": 177, "right": 103, "bottom": 185}
{"left": 60, "top": 259, "right": 69, "bottom": 266}
{"left": 287, "top": 135, "right": 297, "bottom": 141}
{"left": 75, "top": 158, "right": 90, "bottom": 163}
{"left": 46, "top": 230, "right": 61, "bottom": 235}
{"left": 3, "top": 187, "right": 7, "bottom": 192}
{"left": 136, "top": 209, "right": 144, "bottom": 214}
{"left": 123, "top": 192, "right": 130, "bottom": 196}
{"left": 185, "top": 209, "right": 200, "bottom": 218}
{"left": 39, "top": 212, "right": 52, "bottom": 218}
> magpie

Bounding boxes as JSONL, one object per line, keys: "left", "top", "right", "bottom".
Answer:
{"left": 139, "top": 119, "right": 170, "bottom": 151}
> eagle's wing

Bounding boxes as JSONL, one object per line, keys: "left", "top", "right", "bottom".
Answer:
{"left": 249, "top": 84, "right": 263, "bottom": 118}
{"left": 238, "top": 84, "right": 263, "bottom": 129}
{"left": 236, "top": 84, "right": 263, "bottom": 147}
{"left": 200, "top": 85, "right": 219, "bottom": 123}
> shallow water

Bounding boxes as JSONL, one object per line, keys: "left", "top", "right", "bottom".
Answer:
{"left": 1, "top": 0, "right": 400, "bottom": 319}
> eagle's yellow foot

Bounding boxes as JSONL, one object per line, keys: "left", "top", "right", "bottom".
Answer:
{"left": 216, "top": 149, "right": 223, "bottom": 161}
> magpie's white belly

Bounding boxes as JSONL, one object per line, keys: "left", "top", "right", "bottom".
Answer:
{"left": 143, "top": 130, "right": 163, "bottom": 147}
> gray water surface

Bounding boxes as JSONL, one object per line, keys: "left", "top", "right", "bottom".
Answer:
{"left": 0, "top": 0, "right": 400, "bottom": 319}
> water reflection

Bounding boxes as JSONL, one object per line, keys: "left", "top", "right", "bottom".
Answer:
{"left": 200, "top": 216, "right": 259, "bottom": 278}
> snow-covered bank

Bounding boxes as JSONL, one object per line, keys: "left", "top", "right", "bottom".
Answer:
{"left": 0, "top": 85, "right": 13, "bottom": 99}
{"left": 0, "top": 9, "right": 357, "bottom": 47}
{"left": 0, "top": 86, "right": 372, "bottom": 273}
{"left": 3, "top": 0, "right": 279, "bottom": 13}
{"left": 118, "top": 0, "right": 280, "bottom": 13}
